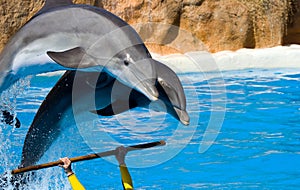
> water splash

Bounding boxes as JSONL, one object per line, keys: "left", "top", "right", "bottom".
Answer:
{"left": 0, "top": 77, "right": 31, "bottom": 162}
{"left": 0, "top": 77, "right": 30, "bottom": 189}
{"left": 0, "top": 76, "right": 31, "bottom": 127}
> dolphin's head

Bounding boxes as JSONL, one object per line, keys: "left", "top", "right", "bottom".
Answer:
{"left": 105, "top": 45, "right": 159, "bottom": 101}
{"left": 46, "top": 44, "right": 159, "bottom": 101}
{"left": 154, "top": 88, "right": 190, "bottom": 126}
{"left": 152, "top": 60, "right": 190, "bottom": 125}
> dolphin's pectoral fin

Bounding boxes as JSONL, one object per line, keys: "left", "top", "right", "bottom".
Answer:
{"left": 47, "top": 47, "right": 96, "bottom": 69}
{"left": 91, "top": 100, "right": 137, "bottom": 116}
{"left": 1, "top": 110, "right": 21, "bottom": 128}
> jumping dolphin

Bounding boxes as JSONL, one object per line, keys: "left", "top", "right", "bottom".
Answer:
{"left": 0, "top": 0, "right": 158, "bottom": 101}
{"left": 20, "top": 61, "right": 189, "bottom": 168}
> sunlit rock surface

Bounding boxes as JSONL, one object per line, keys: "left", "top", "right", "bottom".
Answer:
{"left": 0, "top": 0, "right": 298, "bottom": 54}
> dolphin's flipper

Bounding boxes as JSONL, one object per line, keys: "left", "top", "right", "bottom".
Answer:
{"left": 47, "top": 47, "right": 97, "bottom": 69}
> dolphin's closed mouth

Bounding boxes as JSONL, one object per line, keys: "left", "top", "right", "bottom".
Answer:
{"left": 141, "top": 81, "right": 159, "bottom": 101}
{"left": 127, "top": 66, "right": 159, "bottom": 101}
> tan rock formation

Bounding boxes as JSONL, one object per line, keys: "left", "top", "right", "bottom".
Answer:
{"left": 284, "top": 0, "right": 300, "bottom": 44}
{"left": 0, "top": 0, "right": 298, "bottom": 54}
{"left": 239, "top": 0, "right": 298, "bottom": 49}
{"left": 180, "top": 0, "right": 255, "bottom": 52}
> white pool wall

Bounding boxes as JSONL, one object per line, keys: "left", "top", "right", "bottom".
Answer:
{"left": 153, "top": 45, "right": 300, "bottom": 73}
{"left": 38, "top": 45, "right": 300, "bottom": 76}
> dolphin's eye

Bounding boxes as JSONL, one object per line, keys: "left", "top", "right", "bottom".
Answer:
{"left": 124, "top": 60, "right": 130, "bottom": 66}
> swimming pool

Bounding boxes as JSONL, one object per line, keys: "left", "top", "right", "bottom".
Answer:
{"left": 0, "top": 50, "right": 300, "bottom": 189}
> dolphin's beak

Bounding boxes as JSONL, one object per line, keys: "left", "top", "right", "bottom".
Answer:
{"left": 112, "top": 58, "right": 159, "bottom": 101}
{"left": 135, "top": 78, "right": 159, "bottom": 101}
{"left": 149, "top": 59, "right": 190, "bottom": 125}
{"left": 131, "top": 58, "right": 159, "bottom": 101}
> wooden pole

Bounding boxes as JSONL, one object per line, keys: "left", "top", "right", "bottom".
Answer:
{"left": 11, "top": 140, "right": 166, "bottom": 175}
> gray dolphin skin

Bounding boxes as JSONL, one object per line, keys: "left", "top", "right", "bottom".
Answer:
{"left": 20, "top": 60, "right": 189, "bottom": 167}
{"left": 0, "top": 0, "right": 158, "bottom": 100}
{"left": 0, "top": 0, "right": 189, "bottom": 172}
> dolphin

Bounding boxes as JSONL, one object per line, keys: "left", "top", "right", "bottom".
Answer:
{"left": 0, "top": 0, "right": 158, "bottom": 101}
{"left": 20, "top": 61, "right": 189, "bottom": 168}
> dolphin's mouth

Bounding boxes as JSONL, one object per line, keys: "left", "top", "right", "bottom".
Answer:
{"left": 138, "top": 79, "right": 159, "bottom": 101}
{"left": 127, "top": 66, "right": 159, "bottom": 101}
{"left": 105, "top": 57, "right": 159, "bottom": 101}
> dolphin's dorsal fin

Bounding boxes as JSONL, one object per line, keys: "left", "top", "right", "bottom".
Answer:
{"left": 43, "top": 0, "right": 73, "bottom": 10}
{"left": 37, "top": 0, "right": 73, "bottom": 15}
{"left": 47, "top": 47, "right": 97, "bottom": 69}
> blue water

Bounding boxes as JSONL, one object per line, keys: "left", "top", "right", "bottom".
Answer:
{"left": 0, "top": 69, "right": 300, "bottom": 189}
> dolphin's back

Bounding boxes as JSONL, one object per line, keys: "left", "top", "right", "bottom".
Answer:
{"left": 31, "top": 5, "right": 128, "bottom": 31}
{"left": 0, "top": 3, "right": 148, "bottom": 90}
{"left": 7, "top": 5, "right": 146, "bottom": 75}
{"left": 21, "top": 5, "right": 143, "bottom": 49}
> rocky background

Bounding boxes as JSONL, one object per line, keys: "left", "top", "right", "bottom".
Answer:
{"left": 0, "top": 0, "right": 299, "bottom": 54}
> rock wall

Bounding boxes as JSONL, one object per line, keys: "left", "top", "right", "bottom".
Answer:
{"left": 0, "top": 0, "right": 298, "bottom": 54}
{"left": 284, "top": 0, "right": 300, "bottom": 44}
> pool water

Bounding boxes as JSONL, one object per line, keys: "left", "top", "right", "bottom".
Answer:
{"left": 0, "top": 69, "right": 300, "bottom": 189}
